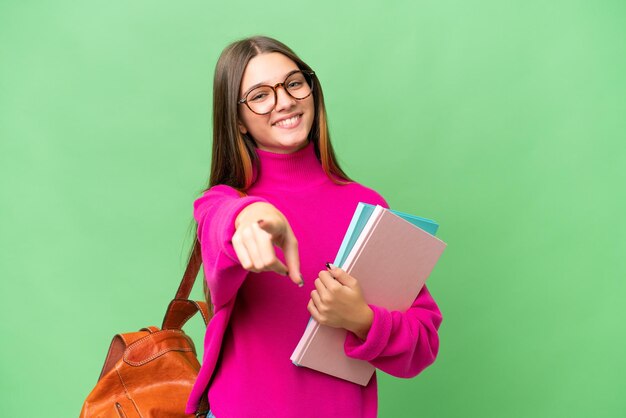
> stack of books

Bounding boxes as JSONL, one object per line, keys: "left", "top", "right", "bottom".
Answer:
{"left": 290, "top": 203, "right": 447, "bottom": 385}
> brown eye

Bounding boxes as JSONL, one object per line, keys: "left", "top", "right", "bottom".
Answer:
{"left": 250, "top": 92, "right": 268, "bottom": 102}
{"left": 288, "top": 81, "right": 303, "bottom": 89}
{"left": 248, "top": 87, "right": 272, "bottom": 103}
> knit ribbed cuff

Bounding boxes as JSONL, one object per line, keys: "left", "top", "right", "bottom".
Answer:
{"left": 344, "top": 304, "right": 392, "bottom": 361}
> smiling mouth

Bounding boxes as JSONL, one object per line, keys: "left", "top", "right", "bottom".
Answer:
{"left": 273, "top": 114, "right": 302, "bottom": 128}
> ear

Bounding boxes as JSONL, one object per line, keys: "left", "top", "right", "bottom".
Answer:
{"left": 238, "top": 120, "right": 248, "bottom": 135}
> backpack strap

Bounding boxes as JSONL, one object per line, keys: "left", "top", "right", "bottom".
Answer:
{"left": 174, "top": 238, "right": 203, "bottom": 300}
{"left": 162, "top": 299, "right": 210, "bottom": 329}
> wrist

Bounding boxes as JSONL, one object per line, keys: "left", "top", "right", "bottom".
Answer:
{"left": 349, "top": 305, "right": 374, "bottom": 341}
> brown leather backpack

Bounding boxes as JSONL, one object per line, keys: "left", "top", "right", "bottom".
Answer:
{"left": 80, "top": 240, "right": 211, "bottom": 417}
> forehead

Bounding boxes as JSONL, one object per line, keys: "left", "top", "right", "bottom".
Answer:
{"left": 240, "top": 52, "right": 299, "bottom": 93}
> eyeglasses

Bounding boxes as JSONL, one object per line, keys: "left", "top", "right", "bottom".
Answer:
{"left": 238, "top": 70, "right": 315, "bottom": 115}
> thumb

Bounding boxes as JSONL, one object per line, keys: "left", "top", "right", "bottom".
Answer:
{"left": 326, "top": 263, "right": 357, "bottom": 287}
{"left": 256, "top": 218, "right": 285, "bottom": 243}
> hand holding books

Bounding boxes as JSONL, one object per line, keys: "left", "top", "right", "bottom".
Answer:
{"left": 307, "top": 262, "right": 374, "bottom": 341}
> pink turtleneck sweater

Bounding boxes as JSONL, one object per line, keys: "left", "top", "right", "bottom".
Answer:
{"left": 185, "top": 141, "right": 442, "bottom": 417}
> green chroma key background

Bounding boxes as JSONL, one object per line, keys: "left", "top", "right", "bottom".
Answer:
{"left": 1, "top": 0, "right": 624, "bottom": 416}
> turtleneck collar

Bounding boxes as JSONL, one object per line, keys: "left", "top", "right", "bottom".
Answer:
{"left": 250, "top": 140, "right": 330, "bottom": 192}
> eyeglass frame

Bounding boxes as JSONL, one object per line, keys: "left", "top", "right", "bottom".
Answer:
{"left": 237, "top": 69, "right": 316, "bottom": 115}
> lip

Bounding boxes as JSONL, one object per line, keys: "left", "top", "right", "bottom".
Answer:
{"left": 272, "top": 113, "right": 303, "bottom": 126}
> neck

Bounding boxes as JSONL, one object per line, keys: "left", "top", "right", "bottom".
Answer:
{"left": 251, "top": 140, "right": 330, "bottom": 191}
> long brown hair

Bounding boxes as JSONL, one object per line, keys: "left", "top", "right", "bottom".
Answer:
{"left": 186, "top": 36, "right": 352, "bottom": 311}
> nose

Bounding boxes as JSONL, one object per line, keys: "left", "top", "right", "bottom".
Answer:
{"left": 274, "top": 84, "right": 296, "bottom": 112}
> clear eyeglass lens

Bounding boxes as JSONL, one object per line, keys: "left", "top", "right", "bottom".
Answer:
{"left": 246, "top": 72, "right": 313, "bottom": 114}
{"left": 284, "top": 72, "right": 311, "bottom": 99}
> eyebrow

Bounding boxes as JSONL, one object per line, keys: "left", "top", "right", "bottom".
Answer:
{"left": 241, "top": 69, "right": 301, "bottom": 98}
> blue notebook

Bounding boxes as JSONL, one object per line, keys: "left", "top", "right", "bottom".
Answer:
{"left": 334, "top": 203, "right": 439, "bottom": 268}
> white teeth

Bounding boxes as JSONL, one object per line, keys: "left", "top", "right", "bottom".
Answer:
{"left": 274, "top": 115, "right": 300, "bottom": 128}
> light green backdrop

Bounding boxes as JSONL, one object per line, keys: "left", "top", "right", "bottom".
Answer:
{"left": 1, "top": 0, "right": 625, "bottom": 417}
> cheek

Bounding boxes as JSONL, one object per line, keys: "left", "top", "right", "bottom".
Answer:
{"left": 306, "top": 96, "right": 315, "bottom": 113}
{"left": 304, "top": 99, "right": 315, "bottom": 125}
{"left": 241, "top": 112, "right": 269, "bottom": 135}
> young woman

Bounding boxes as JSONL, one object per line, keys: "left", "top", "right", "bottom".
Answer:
{"left": 186, "top": 36, "right": 442, "bottom": 418}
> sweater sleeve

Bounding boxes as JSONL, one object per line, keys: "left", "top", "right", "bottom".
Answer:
{"left": 343, "top": 285, "right": 442, "bottom": 378}
{"left": 193, "top": 185, "right": 269, "bottom": 308}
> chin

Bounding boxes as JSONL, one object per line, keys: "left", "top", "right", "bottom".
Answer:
{"left": 257, "top": 137, "right": 309, "bottom": 154}
{"left": 275, "top": 132, "right": 309, "bottom": 148}
{"left": 281, "top": 139, "right": 309, "bottom": 152}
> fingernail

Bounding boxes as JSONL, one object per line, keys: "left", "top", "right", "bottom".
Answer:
{"left": 299, "top": 274, "right": 305, "bottom": 287}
